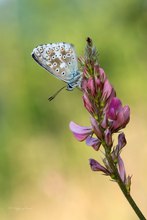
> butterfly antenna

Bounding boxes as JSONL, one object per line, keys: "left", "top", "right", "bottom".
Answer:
{"left": 48, "top": 85, "right": 66, "bottom": 101}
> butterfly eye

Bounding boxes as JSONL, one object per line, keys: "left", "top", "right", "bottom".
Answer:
{"left": 68, "top": 62, "right": 71, "bottom": 65}
{"left": 63, "top": 55, "right": 66, "bottom": 59}
{"left": 72, "top": 57, "right": 75, "bottom": 60}
{"left": 56, "top": 68, "right": 59, "bottom": 72}
{"left": 61, "top": 71, "right": 65, "bottom": 75}
{"left": 52, "top": 55, "right": 55, "bottom": 59}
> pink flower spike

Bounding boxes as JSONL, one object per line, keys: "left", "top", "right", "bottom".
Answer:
{"left": 69, "top": 121, "right": 92, "bottom": 141}
{"left": 86, "top": 136, "right": 101, "bottom": 151}
{"left": 89, "top": 159, "right": 110, "bottom": 175}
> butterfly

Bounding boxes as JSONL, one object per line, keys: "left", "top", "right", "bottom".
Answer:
{"left": 31, "top": 42, "right": 82, "bottom": 100}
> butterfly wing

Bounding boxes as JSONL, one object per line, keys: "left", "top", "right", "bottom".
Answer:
{"left": 32, "top": 43, "right": 79, "bottom": 84}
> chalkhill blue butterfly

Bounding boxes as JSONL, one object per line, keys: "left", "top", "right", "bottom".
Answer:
{"left": 31, "top": 42, "right": 82, "bottom": 100}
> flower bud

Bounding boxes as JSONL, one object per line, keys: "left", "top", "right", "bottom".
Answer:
{"left": 87, "top": 77, "right": 96, "bottom": 96}
{"left": 104, "top": 128, "right": 113, "bottom": 147}
{"left": 86, "top": 136, "right": 101, "bottom": 151}
{"left": 118, "top": 133, "right": 127, "bottom": 149}
{"left": 102, "top": 79, "right": 113, "bottom": 102}
{"left": 83, "top": 93, "right": 94, "bottom": 114}
{"left": 94, "top": 76, "right": 102, "bottom": 93}
{"left": 89, "top": 158, "right": 110, "bottom": 175}
{"left": 113, "top": 133, "right": 127, "bottom": 158}
{"left": 90, "top": 117, "right": 103, "bottom": 139}
{"left": 118, "top": 156, "right": 126, "bottom": 182}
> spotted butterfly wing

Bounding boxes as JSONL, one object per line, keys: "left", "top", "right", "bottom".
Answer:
{"left": 31, "top": 42, "right": 81, "bottom": 90}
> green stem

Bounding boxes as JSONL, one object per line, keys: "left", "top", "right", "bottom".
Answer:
{"left": 106, "top": 153, "right": 146, "bottom": 220}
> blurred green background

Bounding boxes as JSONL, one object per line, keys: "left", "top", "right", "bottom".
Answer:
{"left": 0, "top": 0, "right": 147, "bottom": 219}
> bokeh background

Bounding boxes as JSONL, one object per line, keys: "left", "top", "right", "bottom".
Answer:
{"left": 0, "top": 0, "right": 147, "bottom": 219}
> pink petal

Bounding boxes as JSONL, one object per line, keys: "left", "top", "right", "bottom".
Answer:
{"left": 83, "top": 93, "right": 94, "bottom": 114}
{"left": 108, "top": 98, "right": 122, "bottom": 117}
{"left": 86, "top": 136, "right": 101, "bottom": 151}
{"left": 98, "top": 68, "right": 107, "bottom": 82}
{"left": 102, "top": 79, "right": 113, "bottom": 101}
{"left": 123, "top": 106, "right": 130, "bottom": 123}
{"left": 87, "top": 77, "right": 96, "bottom": 96}
{"left": 69, "top": 121, "right": 92, "bottom": 141}
{"left": 101, "top": 114, "right": 107, "bottom": 129}
{"left": 113, "top": 106, "right": 130, "bottom": 131}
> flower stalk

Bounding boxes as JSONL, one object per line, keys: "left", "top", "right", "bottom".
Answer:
{"left": 70, "top": 37, "right": 146, "bottom": 220}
